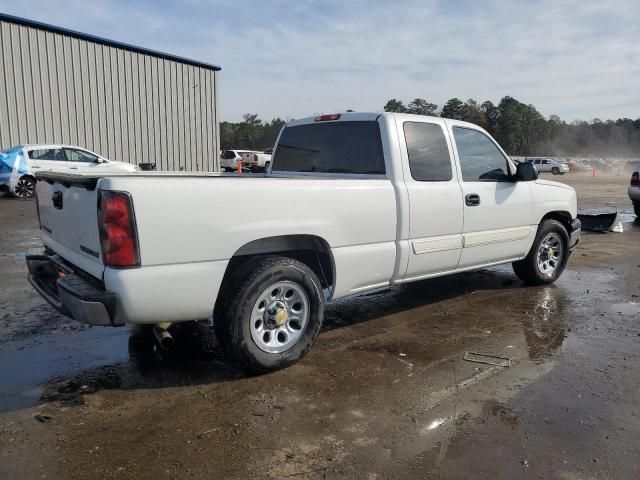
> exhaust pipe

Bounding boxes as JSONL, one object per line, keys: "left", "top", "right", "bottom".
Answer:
{"left": 153, "top": 325, "right": 174, "bottom": 350}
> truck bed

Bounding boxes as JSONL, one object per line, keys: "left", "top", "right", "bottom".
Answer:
{"left": 35, "top": 170, "right": 399, "bottom": 323}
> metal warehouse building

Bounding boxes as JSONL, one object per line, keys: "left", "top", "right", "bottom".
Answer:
{"left": 0, "top": 13, "right": 221, "bottom": 171}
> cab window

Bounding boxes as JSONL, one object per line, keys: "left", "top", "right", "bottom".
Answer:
{"left": 453, "top": 127, "right": 510, "bottom": 182}
{"left": 272, "top": 121, "right": 385, "bottom": 174}
{"left": 403, "top": 122, "right": 452, "bottom": 181}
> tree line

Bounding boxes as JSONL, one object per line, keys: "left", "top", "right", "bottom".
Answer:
{"left": 220, "top": 114, "right": 286, "bottom": 151}
{"left": 221, "top": 98, "right": 640, "bottom": 157}
{"left": 384, "top": 96, "right": 640, "bottom": 157}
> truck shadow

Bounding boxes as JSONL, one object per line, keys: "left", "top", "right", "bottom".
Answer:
{"left": 33, "top": 267, "right": 568, "bottom": 409}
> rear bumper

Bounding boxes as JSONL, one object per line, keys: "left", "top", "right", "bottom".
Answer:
{"left": 569, "top": 218, "right": 581, "bottom": 251}
{"left": 26, "top": 254, "right": 122, "bottom": 326}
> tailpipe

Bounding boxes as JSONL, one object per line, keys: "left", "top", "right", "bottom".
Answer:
{"left": 153, "top": 325, "right": 174, "bottom": 350}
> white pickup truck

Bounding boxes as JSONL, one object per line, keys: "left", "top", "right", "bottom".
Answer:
{"left": 27, "top": 112, "right": 580, "bottom": 371}
{"left": 241, "top": 148, "right": 273, "bottom": 172}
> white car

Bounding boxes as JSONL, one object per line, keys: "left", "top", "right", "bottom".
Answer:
{"left": 1, "top": 144, "right": 139, "bottom": 198}
{"left": 27, "top": 112, "right": 580, "bottom": 372}
{"left": 220, "top": 150, "right": 256, "bottom": 171}
{"left": 527, "top": 158, "right": 569, "bottom": 175}
{"left": 630, "top": 166, "right": 640, "bottom": 216}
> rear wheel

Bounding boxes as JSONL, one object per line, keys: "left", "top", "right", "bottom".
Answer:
{"left": 14, "top": 176, "right": 36, "bottom": 199}
{"left": 512, "top": 220, "right": 569, "bottom": 285}
{"left": 634, "top": 202, "right": 640, "bottom": 217}
{"left": 552, "top": 167, "right": 560, "bottom": 175}
{"left": 214, "top": 256, "right": 324, "bottom": 372}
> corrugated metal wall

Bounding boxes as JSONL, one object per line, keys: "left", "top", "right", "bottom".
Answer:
{"left": 0, "top": 19, "right": 219, "bottom": 171}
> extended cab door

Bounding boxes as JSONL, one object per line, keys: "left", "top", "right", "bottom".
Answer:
{"left": 447, "top": 123, "right": 534, "bottom": 268}
{"left": 401, "top": 118, "right": 464, "bottom": 280}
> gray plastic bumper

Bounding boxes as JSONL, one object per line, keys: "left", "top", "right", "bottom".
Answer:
{"left": 26, "top": 254, "right": 122, "bottom": 326}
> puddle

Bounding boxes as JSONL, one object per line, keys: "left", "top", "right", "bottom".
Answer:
{"left": 610, "top": 302, "right": 640, "bottom": 316}
{"left": 0, "top": 327, "right": 130, "bottom": 412}
{"left": 0, "top": 321, "right": 244, "bottom": 413}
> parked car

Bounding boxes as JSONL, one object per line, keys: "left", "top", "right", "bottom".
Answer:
{"left": 527, "top": 158, "right": 569, "bottom": 175}
{"left": 630, "top": 165, "right": 640, "bottom": 216}
{"left": 26, "top": 112, "right": 580, "bottom": 372}
{"left": 242, "top": 148, "right": 273, "bottom": 172}
{"left": 0, "top": 144, "right": 139, "bottom": 198}
{"left": 220, "top": 150, "right": 256, "bottom": 171}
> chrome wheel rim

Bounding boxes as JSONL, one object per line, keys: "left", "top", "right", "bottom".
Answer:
{"left": 14, "top": 179, "right": 34, "bottom": 198}
{"left": 537, "top": 232, "right": 563, "bottom": 277}
{"left": 250, "top": 281, "right": 309, "bottom": 353}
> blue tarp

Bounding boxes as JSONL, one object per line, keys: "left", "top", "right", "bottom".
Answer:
{"left": 0, "top": 146, "right": 32, "bottom": 193}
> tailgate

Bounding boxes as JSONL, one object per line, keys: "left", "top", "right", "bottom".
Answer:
{"left": 36, "top": 173, "right": 105, "bottom": 279}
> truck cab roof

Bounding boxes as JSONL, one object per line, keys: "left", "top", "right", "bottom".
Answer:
{"left": 286, "top": 111, "right": 482, "bottom": 131}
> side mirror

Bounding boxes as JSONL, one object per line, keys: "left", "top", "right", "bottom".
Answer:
{"left": 515, "top": 162, "right": 538, "bottom": 181}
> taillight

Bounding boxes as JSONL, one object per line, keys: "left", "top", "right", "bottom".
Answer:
{"left": 98, "top": 191, "right": 139, "bottom": 267}
{"left": 314, "top": 113, "right": 341, "bottom": 122}
{"left": 253, "top": 154, "right": 258, "bottom": 162}
{"left": 631, "top": 172, "right": 639, "bottom": 186}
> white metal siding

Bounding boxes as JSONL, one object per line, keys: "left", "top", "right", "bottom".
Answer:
{"left": 0, "top": 19, "right": 219, "bottom": 171}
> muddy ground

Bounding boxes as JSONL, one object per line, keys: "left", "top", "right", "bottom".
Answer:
{"left": 0, "top": 172, "right": 639, "bottom": 479}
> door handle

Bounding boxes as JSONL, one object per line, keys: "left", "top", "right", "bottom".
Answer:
{"left": 69, "top": 166, "right": 78, "bottom": 170}
{"left": 465, "top": 193, "right": 480, "bottom": 206}
{"left": 31, "top": 165, "right": 41, "bottom": 169}
{"left": 52, "top": 191, "right": 63, "bottom": 209}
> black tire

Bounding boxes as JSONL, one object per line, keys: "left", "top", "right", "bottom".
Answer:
{"left": 512, "top": 220, "right": 570, "bottom": 285}
{"left": 214, "top": 256, "right": 324, "bottom": 372}
{"left": 552, "top": 167, "right": 560, "bottom": 175}
{"left": 13, "top": 176, "right": 36, "bottom": 199}
{"left": 634, "top": 202, "right": 640, "bottom": 217}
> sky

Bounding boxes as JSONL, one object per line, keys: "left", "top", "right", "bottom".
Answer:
{"left": 1, "top": 0, "right": 639, "bottom": 122}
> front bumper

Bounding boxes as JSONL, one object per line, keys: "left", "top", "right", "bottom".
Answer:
{"left": 569, "top": 218, "right": 581, "bottom": 251}
{"left": 26, "top": 253, "right": 122, "bottom": 326}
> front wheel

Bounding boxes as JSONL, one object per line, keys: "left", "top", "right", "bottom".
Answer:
{"left": 552, "top": 167, "right": 560, "bottom": 175}
{"left": 634, "top": 202, "right": 640, "bottom": 217}
{"left": 512, "top": 220, "right": 569, "bottom": 285}
{"left": 214, "top": 256, "right": 324, "bottom": 372}
{"left": 13, "top": 176, "right": 36, "bottom": 199}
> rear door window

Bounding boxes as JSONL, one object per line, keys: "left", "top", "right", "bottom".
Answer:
{"left": 403, "top": 122, "right": 452, "bottom": 181}
{"left": 221, "top": 151, "right": 237, "bottom": 159}
{"left": 28, "top": 148, "right": 65, "bottom": 161}
{"left": 272, "top": 121, "right": 385, "bottom": 174}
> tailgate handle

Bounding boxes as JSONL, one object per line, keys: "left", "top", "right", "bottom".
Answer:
{"left": 52, "top": 191, "right": 63, "bottom": 209}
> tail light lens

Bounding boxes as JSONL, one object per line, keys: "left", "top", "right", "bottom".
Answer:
{"left": 253, "top": 154, "right": 258, "bottom": 162}
{"left": 631, "top": 172, "right": 639, "bottom": 186}
{"left": 98, "top": 191, "right": 140, "bottom": 267}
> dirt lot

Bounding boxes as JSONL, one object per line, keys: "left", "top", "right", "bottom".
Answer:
{"left": 1, "top": 172, "right": 639, "bottom": 479}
